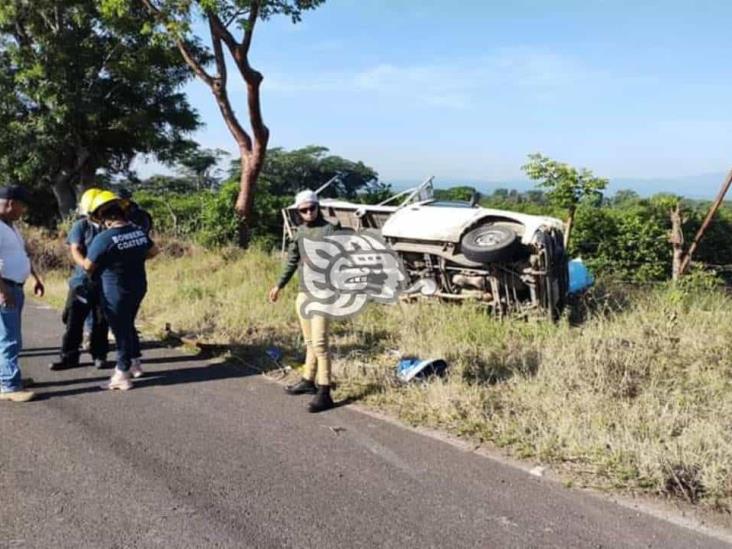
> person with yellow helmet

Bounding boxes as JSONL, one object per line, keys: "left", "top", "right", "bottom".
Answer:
{"left": 50, "top": 188, "right": 110, "bottom": 371}
{"left": 83, "top": 193, "right": 158, "bottom": 390}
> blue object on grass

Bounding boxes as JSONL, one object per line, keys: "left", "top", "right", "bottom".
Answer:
{"left": 396, "top": 357, "right": 448, "bottom": 382}
{"left": 265, "top": 347, "right": 283, "bottom": 362}
{"left": 568, "top": 258, "right": 594, "bottom": 294}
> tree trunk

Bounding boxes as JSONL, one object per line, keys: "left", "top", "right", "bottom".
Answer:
{"left": 670, "top": 204, "right": 685, "bottom": 281}
{"left": 52, "top": 176, "right": 77, "bottom": 217}
{"left": 236, "top": 147, "right": 265, "bottom": 223}
{"left": 234, "top": 149, "right": 265, "bottom": 248}
{"left": 148, "top": 6, "right": 271, "bottom": 248}
{"left": 563, "top": 207, "right": 575, "bottom": 249}
{"left": 75, "top": 159, "right": 97, "bottom": 196}
{"left": 679, "top": 169, "right": 732, "bottom": 275}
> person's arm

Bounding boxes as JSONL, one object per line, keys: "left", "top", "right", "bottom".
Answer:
{"left": 268, "top": 235, "right": 300, "bottom": 302}
{"left": 30, "top": 266, "right": 44, "bottom": 297}
{"left": 146, "top": 243, "right": 159, "bottom": 259}
{"left": 82, "top": 258, "right": 96, "bottom": 275}
{"left": 0, "top": 278, "right": 14, "bottom": 308}
{"left": 66, "top": 221, "right": 87, "bottom": 268}
{"left": 18, "top": 228, "right": 44, "bottom": 297}
{"left": 69, "top": 243, "right": 86, "bottom": 268}
{"left": 84, "top": 234, "right": 107, "bottom": 276}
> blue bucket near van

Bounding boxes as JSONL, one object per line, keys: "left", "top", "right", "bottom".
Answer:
{"left": 568, "top": 258, "right": 594, "bottom": 294}
{"left": 396, "top": 357, "right": 448, "bottom": 382}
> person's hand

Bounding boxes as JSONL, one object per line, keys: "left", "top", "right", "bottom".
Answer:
{"left": 268, "top": 286, "right": 280, "bottom": 303}
{"left": 0, "top": 287, "right": 15, "bottom": 309}
{"left": 33, "top": 278, "right": 45, "bottom": 297}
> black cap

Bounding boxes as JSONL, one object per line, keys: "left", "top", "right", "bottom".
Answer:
{"left": 0, "top": 185, "right": 33, "bottom": 204}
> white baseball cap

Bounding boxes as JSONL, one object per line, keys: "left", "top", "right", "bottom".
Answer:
{"left": 293, "top": 189, "right": 319, "bottom": 208}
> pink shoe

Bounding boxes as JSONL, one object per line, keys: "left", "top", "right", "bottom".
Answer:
{"left": 130, "top": 358, "right": 143, "bottom": 379}
{"left": 106, "top": 369, "right": 133, "bottom": 391}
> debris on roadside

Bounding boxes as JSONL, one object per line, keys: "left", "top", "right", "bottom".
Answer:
{"left": 529, "top": 466, "right": 547, "bottom": 478}
{"left": 396, "top": 357, "right": 448, "bottom": 382}
{"left": 265, "top": 346, "right": 283, "bottom": 364}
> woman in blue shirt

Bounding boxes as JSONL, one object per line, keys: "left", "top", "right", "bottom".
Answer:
{"left": 84, "top": 195, "right": 158, "bottom": 391}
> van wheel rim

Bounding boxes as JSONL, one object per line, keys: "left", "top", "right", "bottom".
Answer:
{"left": 475, "top": 231, "right": 505, "bottom": 247}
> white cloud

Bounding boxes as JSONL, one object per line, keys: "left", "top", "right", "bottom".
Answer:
{"left": 263, "top": 48, "right": 608, "bottom": 110}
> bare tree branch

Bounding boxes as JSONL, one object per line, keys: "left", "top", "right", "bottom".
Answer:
{"left": 141, "top": 0, "right": 216, "bottom": 87}
{"left": 224, "top": 8, "right": 248, "bottom": 29}
{"left": 241, "top": 1, "right": 260, "bottom": 58}
{"left": 13, "top": 20, "right": 31, "bottom": 48}
{"left": 140, "top": 0, "right": 162, "bottom": 16}
{"left": 208, "top": 12, "right": 243, "bottom": 62}
{"left": 206, "top": 15, "right": 253, "bottom": 151}
{"left": 208, "top": 16, "right": 227, "bottom": 86}
{"left": 208, "top": 8, "right": 268, "bottom": 146}
{"left": 176, "top": 39, "right": 215, "bottom": 87}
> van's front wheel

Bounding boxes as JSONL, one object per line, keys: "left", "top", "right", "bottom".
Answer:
{"left": 460, "top": 224, "right": 518, "bottom": 263}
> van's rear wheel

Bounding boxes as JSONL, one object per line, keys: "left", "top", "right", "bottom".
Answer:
{"left": 460, "top": 224, "right": 518, "bottom": 263}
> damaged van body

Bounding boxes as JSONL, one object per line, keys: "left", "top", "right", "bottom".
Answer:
{"left": 282, "top": 177, "right": 569, "bottom": 318}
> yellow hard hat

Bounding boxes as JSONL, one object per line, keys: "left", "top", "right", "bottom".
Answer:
{"left": 88, "top": 190, "right": 120, "bottom": 216}
{"left": 78, "top": 188, "right": 102, "bottom": 216}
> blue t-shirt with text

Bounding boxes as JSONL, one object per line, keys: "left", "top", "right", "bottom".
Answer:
{"left": 66, "top": 217, "right": 103, "bottom": 289}
{"left": 86, "top": 225, "right": 153, "bottom": 300}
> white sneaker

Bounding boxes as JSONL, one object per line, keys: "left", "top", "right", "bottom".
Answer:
{"left": 130, "top": 358, "right": 143, "bottom": 379}
{"left": 106, "top": 369, "right": 133, "bottom": 391}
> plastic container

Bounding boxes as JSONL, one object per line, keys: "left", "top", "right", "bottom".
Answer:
{"left": 568, "top": 258, "right": 594, "bottom": 294}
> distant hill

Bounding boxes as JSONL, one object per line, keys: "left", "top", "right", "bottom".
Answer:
{"left": 608, "top": 173, "right": 728, "bottom": 199}
{"left": 390, "top": 172, "right": 730, "bottom": 199}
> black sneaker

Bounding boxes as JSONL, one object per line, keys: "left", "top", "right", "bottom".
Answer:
{"left": 93, "top": 359, "right": 109, "bottom": 370}
{"left": 285, "top": 378, "right": 317, "bottom": 395}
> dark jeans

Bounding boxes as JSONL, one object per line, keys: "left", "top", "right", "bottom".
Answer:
{"left": 60, "top": 283, "right": 109, "bottom": 364}
{"left": 103, "top": 290, "right": 145, "bottom": 372}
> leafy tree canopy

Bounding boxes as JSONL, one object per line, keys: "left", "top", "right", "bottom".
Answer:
{"left": 229, "top": 145, "right": 389, "bottom": 202}
{"left": 0, "top": 0, "right": 201, "bottom": 215}
{"left": 522, "top": 153, "right": 608, "bottom": 212}
{"left": 101, "top": 0, "right": 326, "bottom": 226}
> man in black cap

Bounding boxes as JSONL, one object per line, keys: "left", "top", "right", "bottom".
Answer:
{"left": 0, "top": 185, "right": 45, "bottom": 402}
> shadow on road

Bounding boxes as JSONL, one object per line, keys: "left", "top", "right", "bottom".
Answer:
{"left": 20, "top": 347, "right": 61, "bottom": 358}
{"left": 135, "top": 361, "right": 257, "bottom": 389}
{"left": 30, "top": 375, "right": 109, "bottom": 388}
{"left": 29, "top": 337, "right": 376, "bottom": 409}
{"left": 34, "top": 361, "right": 256, "bottom": 400}
{"left": 28, "top": 335, "right": 262, "bottom": 400}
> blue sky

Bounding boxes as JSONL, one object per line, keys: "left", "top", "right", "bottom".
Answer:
{"left": 136, "top": 0, "right": 732, "bottom": 191}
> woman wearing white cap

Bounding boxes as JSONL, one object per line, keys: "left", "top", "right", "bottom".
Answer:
{"left": 268, "top": 189, "right": 339, "bottom": 413}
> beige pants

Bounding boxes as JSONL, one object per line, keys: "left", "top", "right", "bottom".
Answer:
{"left": 295, "top": 292, "right": 331, "bottom": 386}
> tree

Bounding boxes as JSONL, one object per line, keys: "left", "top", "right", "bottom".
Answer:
{"left": 433, "top": 186, "right": 478, "bottom": 203}
{"left": 229, "top": 145, "right": 387, "bottom": 201}
{"left": 177, "top": 145, "right": 229, "bottom": 190}
{"left": 525, "top": 189, "right": 547, "bottom": 205}
{"left": 229, "top": 145, "right": 388, "bottom": 239}
{"left": 103, "top": 0, "right": 325, "bottom": 242}
{"left": 0, "top": 0, "right": 200, "bottom": 215}
{"left": 522, "top": 153, "right": 608, "bottom": 248}
{"left": 611, "top": 189, "right": 640, "bottom": 206}
{"left": 134, "top": 145, "right": 384, "bottom": 247}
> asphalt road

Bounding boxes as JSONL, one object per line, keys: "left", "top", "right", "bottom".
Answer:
{"left": 1, "top": 300, "right": 728, "bottom": 548}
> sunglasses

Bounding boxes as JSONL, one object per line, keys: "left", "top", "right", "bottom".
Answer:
{"left": 298, "top": 204, "right": 318, "bottom": 214}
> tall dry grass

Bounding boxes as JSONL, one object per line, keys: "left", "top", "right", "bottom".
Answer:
{"left": 33, "top": 232, "right": 732, "bottom": 511}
